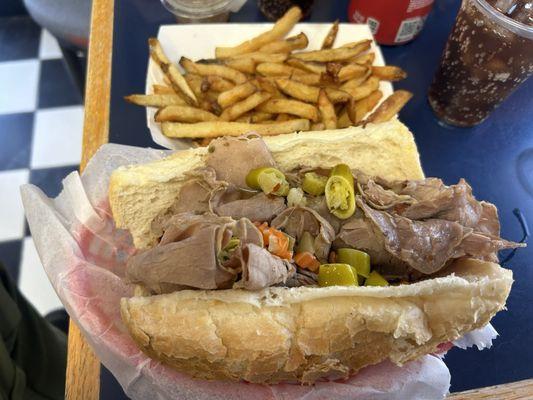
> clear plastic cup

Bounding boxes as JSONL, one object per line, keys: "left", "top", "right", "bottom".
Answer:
{"left": 161, "top": 0, "right": 246, "bottom": 23}
{"left": 428, "top": 0, "right": 533, "bottom": 127}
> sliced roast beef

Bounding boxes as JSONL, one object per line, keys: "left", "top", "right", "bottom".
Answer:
{"left": 359, "top": 200, "right": 466, "bottom": 274}
{"left": 286, "top": 268, "right": 318, "bottom": 287}
{"left": 126, "top": 214, "right": 267, "bottom": 293}
{"left": 211, "top": 188, "right": 286, "bottom": 223}
{"left": 271, "top": 207, "right": 335, "bottom": 262}
{"left": 206, "top": 135, "right": 275, "bottom": 188}
{"left": 306, "top": 195, "right": 342, "bottom": 233}
{"left": 234, "top": 244, "right": 295, "bottom": 290}
{"left": 454, "top": 231, "right": 524, "bottom": 263}
{"left": 360, "top": 180, "right": 414, "bottom": 210}
{"left": 151, "top": 168, "right": 226, "bottom": 239}
{"left": 126, "top": 214, "right": 237, "bottom": 293}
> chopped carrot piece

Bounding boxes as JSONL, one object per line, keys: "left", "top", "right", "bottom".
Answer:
{"left": 294, "top": 251, "right": 321, "bottom": 272}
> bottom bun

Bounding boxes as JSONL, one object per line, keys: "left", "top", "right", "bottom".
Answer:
{"left": 120, "top": 258, "right": 512, "bottom": 384}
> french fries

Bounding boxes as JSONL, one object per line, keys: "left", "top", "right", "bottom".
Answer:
{"left": 292, "top": 40, "right": 371, "bottom": 62}
{"left": 152, "top": 85, "right": 175, "bottom": 95}
{"left": 337, "top": 64, "right": 368, "bottom": 82}
{"left": 317, "top": 89, "right": 337, "bottom": 129}
{"left": 259, "top": 32, "right": 309, "bottom": 54}
{"left": 148, "top": 38, "right": 197, "bottom": 105}
{"left": 337, "top": 107, "right": 352, "bottom": 128}
{"left": 371, "top": 66, "right": 408, "bottom": 81}
{"left": 286, "top": 59, "right": 326, "bottom": 74}
{"left": 364, "top": 90, "right": 413, "bottom": 124}
{"left": 230, "top": 52, "right": 288, "bottom": 63}
{"left": 154, "top": 106, "right": 219, "bottom": 123}
{"left": 217, "top": 82, "right": 257, "bottom": 109}
{"left": 180, "top": 57, "right": 247, "bottom": 84}
{"left": 215, "top": 6, "right": 302, "bottom": 58}
{"left": 225, "top": 58, "right": 256, "bottom": 74}
{"left": 162, "top": 119, "right": 310, "bottom": 138}
{"left": 348, "top": 90, "right": 383, "bottom": 124}
{"left": 276, "top": 78, "right": 319, "bottom": 103}
{"left": 321, "top": 20, "right": 339, "bottom": 49}
{"left": 341, "top": 76, "right": 380, "bottom": 101}
{"left": 256, "top": 62, "right": 307, "bottom": 77}
{"left": 129, "top": 8, "right": 411, "bottom": 141}
{"left": 220, "top": 91, "right": 271, "bottom": 121}
{"left": 184, "top": 74, "right": 203, "bottom": 98}
{"left": 125, "top": 94, "right": 186, "bottom": 107}
{"left": 258, "top": 98, "right": 319, "bottom": 121}
{"left": 202, "top": 75, "right": 235, "bottom": 92}
{"left": 276, "top": 78, "right": 350, "bottom": 104}
{"left": 310, "top": 122, "right": 325, "bottom": 131}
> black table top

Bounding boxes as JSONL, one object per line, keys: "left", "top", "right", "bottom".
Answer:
{"left": 104, "top": 0, "right": 533, "bottom": 397}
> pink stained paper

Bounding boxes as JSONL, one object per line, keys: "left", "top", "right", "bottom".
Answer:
{"left": 21, "top": 143, "right": 496, "bottom": 400}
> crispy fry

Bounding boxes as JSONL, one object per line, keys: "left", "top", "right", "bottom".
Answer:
{"left": 258, "top": 98, "right": 319, "bottom": 121}
{"left": 275, "top": 78, "right": 319, "bottom": 103}
{"left": 338, "top": 64, "right": 368, "bottom": 82}
{"left": 220, "top": 91, "right": 271, "bottom": 121}
{"left": 321, "top": 20, "right": 339, "bottom": 49}
{"left": 341, "top": 76, "right": 380, "bottom": 100}
{"left": 235, "top": 113, "right": 252, "bottom": 123}
{"left": 148, "top": 38, "right": 197, "bottom": 105}
{"left": 276, "top": 113, "right": 291, "bottom": 122}
{"left": 225, "top": 58, "right": 256, "bottom": 74}
{"left": 180, "top": 57, "right": 247, "bottom": 84}
{"left": 371, "top": 65, "right": 407, "bottom": 81}
{"left": 256, "top": 62, "right": 307, "bottom": 77}
{"left": 292, "top": 40, "right": 371, "bottom": 62}
{"left": 259, "top": 32, "right": 309, "bottom": 53}
{"left": 317, "top": 89, "right": 337, "bottom": 129}
{"left": 349, "top": 52, "right": 375, "bottom": 65}
{"left": 161, "top": 119, "right": 310, "bottom": 138}
{"left": 250, "top": 112, "right": 274, "bottom": 123}
{"left": 202, "top": 75, "right": 235, "bottom": 92}
{"left": 323, "top": 62, "right": 342, "bottom": 82}
{"left": 215, "top": 6, "right": 302, "bottom": 58}
{"left": 184, "top": 74, "right": 204, "bottom": 98}
{"left": 286, "top": 59, "right": 326, "bottom": 74}
{"left": 310, "top": 122, "right": 325, "bottom": 130}
{"left": 152, "top": 84, "right": 175, "bottom": 95}
{"left": 348, "top": 90, "right": 383, "bottom": 124}
{"left": 199, "top": 99, "right": 222, "bottom": 116}
{"left": 324, "top": 88, "right": 351, "bottom": 103}
{"left": 230, "top": 52, "right": 288, "bottom": 63}
{"left": 291, "top": 73, "right": 322, "bottom": 85}
{"left": 276, "top": 78, "right": 350, "bottom": 103}
{"left": 124, "top": 94, "right": 186, "bottom": 107}
{"left": 252, "top": 77, "right": 285, "bottom": 98}
{"left": 154, "top": 105, "right": 219, "bottom": 123}
{"left": 217, "top": 82, "right": 257, "bottom": 109}
{"left": 364, "top": 90, "right": 413, "bottom": 124}
{"left": 337, "top": 107, "right": 352, "bottom": 128}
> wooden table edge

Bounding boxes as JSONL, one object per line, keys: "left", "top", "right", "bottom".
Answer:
{"left": 63, "top": 0, "right": 532, "bottom": 397}
{"left": 65, "top": 0, "right": 114, "bottom": 398}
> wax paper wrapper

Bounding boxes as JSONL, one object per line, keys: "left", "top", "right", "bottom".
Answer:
{"left": 21, "top": 144, "right": 498, "bottom": 400}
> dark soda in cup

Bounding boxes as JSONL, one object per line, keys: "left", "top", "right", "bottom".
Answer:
{"left": 428, "top": 0, "right": 533, "bottom": 127}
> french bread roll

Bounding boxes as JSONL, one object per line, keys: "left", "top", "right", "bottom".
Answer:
{"left": 121, "top": 259, "right": 512, "bottom": 383}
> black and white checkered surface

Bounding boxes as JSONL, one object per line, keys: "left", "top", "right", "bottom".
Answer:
{"left": 0, "top": 16, "right": 84, "bottom": 315}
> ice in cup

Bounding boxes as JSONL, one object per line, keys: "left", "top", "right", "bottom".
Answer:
{"left": 428, "top": 0, "right": 533, "bottom": 127}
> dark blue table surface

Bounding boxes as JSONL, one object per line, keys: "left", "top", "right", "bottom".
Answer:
{"left": 104, "top": 0, "right": 533, "bottom": 397}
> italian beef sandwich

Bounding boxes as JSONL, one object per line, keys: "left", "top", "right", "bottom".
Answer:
{"left": 108, "top": 120, "right": 521, "bottom": 384}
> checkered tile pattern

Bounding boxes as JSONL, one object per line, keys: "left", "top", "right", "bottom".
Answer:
{"left": 0, "top": 16, "right": 84, "bottom": 315}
